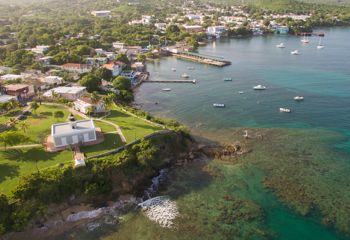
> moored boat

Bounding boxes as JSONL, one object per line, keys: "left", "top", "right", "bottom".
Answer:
{"left": 181, "top": 74, "right": 190, "bottom": 78}
{"left": 213, "top": 103, "right": 225, "bottom": 108}
{"left": 279, "top": 108, "right": 291, "bottom": 113}
{"left": 294, "top": 96, "right": 304, "bottom": 101}
{"left": 291, "top": 50, "right": 299, "bottom": 55}
{"left": 253, "top": 85, "right": 267, "bottom": 90}
{"left": 223, "top": 77, "right": 232, "bottom": 81}
{"left": 162, "top": 88, "right": 171, "bottom": 92}
{"left": 276, "top": 43, "right": 285, "bottom": 48}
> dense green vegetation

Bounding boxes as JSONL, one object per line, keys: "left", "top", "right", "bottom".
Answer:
{"left": 0, "top": 131, "right": 190, "bottom": 234}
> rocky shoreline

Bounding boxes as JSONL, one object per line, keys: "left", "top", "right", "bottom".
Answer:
{"left": 1, "top": 132, "right": 252, "bottom": 240}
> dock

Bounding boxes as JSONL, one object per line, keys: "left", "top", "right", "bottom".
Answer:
{"left": 171, "top": 51, "right": 231, "bottom": 67}
{"left": 144, "top": 79, "right": 196, "bottom": 84}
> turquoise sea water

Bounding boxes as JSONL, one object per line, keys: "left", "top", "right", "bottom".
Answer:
{"left": 132, "top": 27, "right": 350, "bottom": 240}
{"left": 51, "top": 28, "right": 350, "bottom": 240}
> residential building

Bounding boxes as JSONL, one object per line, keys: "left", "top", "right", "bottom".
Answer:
{"left": 38, "top": 56, "right": 53, "bottom": 65}
{"left": 85, "top": 57, "right": 108, "bottom": 66}
{"left": 61, "top": 63, "right": 92, "bottom": 74}
{"left": 207, "top": 26, "right": 227, "bottom": 38}
{"left": 275, "top": 26, "right": 289, "bottom": 34}
{"left": 0, "top": 74, "right": 22, "bottom": 82}
{"left": 155, "top": 23, "right": 167, "bottom": 30}
{"left": 113, "top": 41, "right": 126, "bottom": 50}
{"left": 42, "top": 76, "right": 64, "bottom": 85}
{"left": 43, "top": 86, "right": 87, "bottom": 100}
{"left": 2, "top": 84, "right": 34, "bottom": 100}
{"left": 182, "top": 25, "right": 203, "bottom": 33}
{"left": 74, "top": 96, "right": 105, "bottom": 114}
{"left": 51, "top": 119, "right": 97, "bottom": 148}
{"left": 91, "top": 10, "right": 111, "bottom": 17}
{"left": 103, "top": 62, "right": 123, "bottom": 77}
{"left": 0, "top": 94, "right": 16, "bottom": 103}
{"left": 31, "top": 45, "right": 50, "bottom": 54}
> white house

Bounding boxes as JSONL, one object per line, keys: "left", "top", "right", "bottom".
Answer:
{"left": 113, "top": 41, "right": 126, "bottom": 50}
{"left": 207, "top": 26, "right": 227, "bottom": 38}
{"left": 51, "top": 119, "right": 97, "bottom": 148}
{"left": 31, "top": 45, "right": 50, "bottom": 54}
{"left": 42, "top": 76, "right": 64, "bottom": 85}
{"left": 0, "top": 94, "right": 16, "bottom": 104}
{"left": 0, "top": 74, "right": 23, "bottom": 82}
{"left": 91, "top": 10, "right": 111, "bottom": 17}
{"left": 38, "top": 56, "right": 53, "bottom": 65}
{"left": 154, "top": 23, "right": 167, "bottom": 30}
{"left": 103, "top": 63, "right": 123, "bottom": 77}
{"left": 74, "top": 97, "right": 105, "bottom": 114}
{"left": 61, "top": 63, "right": 92, "bottom": 74}
{"left": 43, "top": 86, "right": 87, "bottom": 100}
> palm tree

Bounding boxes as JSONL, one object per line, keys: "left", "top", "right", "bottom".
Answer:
{"left": 7, "top": 118, "right": 18, "bottom": 128}
{"left": 102, "top": 93, "right": 115, "bottom": 111}
{"left": 9, "top": 99, "right": 19, "bottom": 109}
{"left": 90, "top": 91, "right": 101, "bottom": 105}
{"left": 18, "top": 121, "right": 29, "bottom": 133}
{"left": 36, "top": 91, "right": 44, "bottom": 105}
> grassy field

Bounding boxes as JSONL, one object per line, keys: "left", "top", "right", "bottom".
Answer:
{"left": 0, "top": 104, "right": 163, "bottom": 197}
{"left": 106, "top": 106, "right": 163, "bottom": 143}
{"left": 0, "top": 148, "right": 72, "bottom": 197}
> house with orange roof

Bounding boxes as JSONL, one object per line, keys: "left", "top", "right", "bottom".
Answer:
{"left": 102, "top": 62, "right": 123, "bottom": 77}
{"left": 61, "top": 63, "right": 92, "bottom": 74}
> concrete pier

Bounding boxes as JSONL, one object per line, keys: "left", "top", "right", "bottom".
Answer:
{"left": 144, "top": 79, "right": 197, "bottom": 84}
{"left": 171, "top": 51, "right": 231, "bottom": 67}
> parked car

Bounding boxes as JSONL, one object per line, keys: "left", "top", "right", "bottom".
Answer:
{"left": 22, "top": 110, "right": 31, "bottom": 115}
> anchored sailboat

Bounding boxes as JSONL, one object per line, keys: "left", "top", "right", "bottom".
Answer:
{"left": 317, "top": 37, "right": 325, "bottom": 49}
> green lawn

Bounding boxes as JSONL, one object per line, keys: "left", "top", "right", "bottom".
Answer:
{"left": 0, "top": 104, "right": 162, "bottom": 197}
{"left": 12, "top": 104, "right": 72, "bottom": 144}
{"left": 0, "top": 148, "right": 72, "bottom": 197}
{"left": 106, "top": 106, "right": 163, "bottom": 143}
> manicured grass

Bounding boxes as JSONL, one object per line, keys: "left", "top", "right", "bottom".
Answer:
{"left": 81, "top": 133, "right": 123, "bottom": 157}
{"left": 9, "top": 104, "right": 72, "bottom": 144}
{"left": 106, "top": 106, "right": 163, "bottom": 143}
{"left": 94, "top": 121, "right": 116, "bottom": 133}
{"left": 0, "top": 148, "right": 72, "bottom": 197}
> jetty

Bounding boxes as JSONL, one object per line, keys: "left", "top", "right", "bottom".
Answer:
{"left": 171, "top": 51, "right": 231, "bottom": 67}
{"left": 145, "top": 79, "right": 196, "bottom": 84}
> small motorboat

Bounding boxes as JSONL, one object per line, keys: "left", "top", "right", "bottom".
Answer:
{"left": 276, "top": 43, "right": 285, "bottom": 48}
{"left": 181, "top": 74, "right": 190, "bottom": 78}
{"left": 213, "top": 103, "right": 225, "bottom": 108}
{"left": 294, "top": 96, "right": 304, "bottom": 101}
{"left": 253, "top": 85, "right": 267, "bottom": 90}
{"left": 192, "top": 79, "right": 197, "bottom": 84}
{"left": 162, "top": 88, "right": 171, "bottom": 92}
{"left": 187, "top": 67, "right": 195, "bottom": 70}
{"left": 238, "top": 91, "right": 244, "bottom": 94}
{"left": 279, "top": 108, "right": 291, "bottom": 113}
{"left": 223, "top": 77, "right": 232, "bottom": 81}
{"left": 171, "top": 68, "right": 176, "bottom": 72}
{"left": 291, "top": 50, "right": 299, "bottom": 55}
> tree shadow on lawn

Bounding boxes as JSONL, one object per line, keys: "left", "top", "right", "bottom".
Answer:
{"left": 2, "top": 148, "right": 62, "bottom": 162}
{"left": 0, "top": 163, "right": 20, "bottom": 183}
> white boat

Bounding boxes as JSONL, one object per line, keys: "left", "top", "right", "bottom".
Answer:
{"left": 276, "top": 43, "right": 285, "bottom": 48}
{"left": 253, "top": 85, "right": 267, "bottom": 90}
{"left": 187, "top": 67, "right": 195, "bottom": 70}
{"left": 181, "top": 74, "right": 190, "bottom": 78}
{"left": 162, "top": 88, "right": 171, "bottom": 92}
{"left": 223, "top": 77, "right": 232, "bottom": 81}
{"left": 171, "top": 68, "right": 176, "bottom": 72}
{"left": 279, "top": 108, "right": 291, "bottom": 113}
{"left": 213, "top": 103, "right": 225, "bottom": 108}
{"left": 294, "top": 96, "right": 304, "bottom": 101}
{"left": 301, "top": 34, "right": 310, "bottom": 44}
{"left": 291, "top": 50, "right": 299, "bottom": 55}
{"left": 238, "top": 91, "right": 244, "bottom": 94}
{"left": 317, "top": 37, "right": 325, "bottom": 49}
